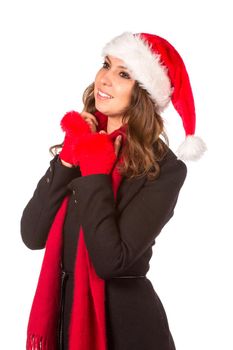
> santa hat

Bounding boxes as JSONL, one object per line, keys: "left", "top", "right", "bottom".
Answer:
{"left": 102, "top": 31, "right": 207, "bottom": 161}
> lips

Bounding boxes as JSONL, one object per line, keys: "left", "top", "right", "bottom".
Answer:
{"left": 96, "top": 89, "right": 113, "bottom": 100}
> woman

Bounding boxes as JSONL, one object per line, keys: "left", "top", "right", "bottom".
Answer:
{"left": 20, "top": 32, "right": 206, "bottom": 350}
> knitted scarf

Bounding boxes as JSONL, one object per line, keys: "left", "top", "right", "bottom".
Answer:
{"left": 26, "top": 111, "right": 126, "bottom": 350}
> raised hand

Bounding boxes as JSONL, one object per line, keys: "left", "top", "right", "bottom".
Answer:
{"left": 80, "top": 110, "right": 99, "bottom": 133}
{"left": 59, "top": 111, "right": 92, "bottom": 165}
{"left": 72, "top": 132, "right": 121, "bottom": 176}
{"left": 99, "top": 130, "right": 122, "bottom": 158}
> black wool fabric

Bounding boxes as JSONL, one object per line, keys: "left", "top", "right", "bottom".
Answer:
{"left": 21, "top": 147, "right": 187, "bottom": 350}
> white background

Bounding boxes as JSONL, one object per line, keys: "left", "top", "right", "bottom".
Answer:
{"left": 0, "top": 0, "right": 232, "bottom": 349}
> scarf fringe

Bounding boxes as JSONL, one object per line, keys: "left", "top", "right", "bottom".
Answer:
{"left": 26, "top": 333, "right": 48, "bottom": 350}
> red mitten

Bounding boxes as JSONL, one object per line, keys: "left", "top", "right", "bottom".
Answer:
{"left": 59, "top": 110, "right": 92, "bottom": 164}
{"left": 73, "top": 133, "right": 117, "bottom": 176}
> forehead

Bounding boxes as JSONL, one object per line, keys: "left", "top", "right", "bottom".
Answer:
{"left": 105, "top": 55, "right": 128, "bottom": 69}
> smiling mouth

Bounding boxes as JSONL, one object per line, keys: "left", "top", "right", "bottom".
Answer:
{"left": 97, "top": 89, "right": 113, "bottom": 100}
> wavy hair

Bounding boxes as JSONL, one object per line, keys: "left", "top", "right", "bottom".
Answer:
{"left": 49, "top": 81, "right": 169, "bottom": 181}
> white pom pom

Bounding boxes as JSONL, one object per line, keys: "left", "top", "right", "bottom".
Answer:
{"left": 176, "top": 135, "right": 207, "bottom": 161}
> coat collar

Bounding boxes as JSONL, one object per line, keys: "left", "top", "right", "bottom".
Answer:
{"left": 94, "top": 111, "right": 145, "bottom": 213}
{"left": 94, "top": 110, "right": 128, "bottom": 140}
{"left": 115, "top": 142, "right": 170, "bottom": 215}
{"left": 92, "top": 110, "right": 170, "bottom": 215}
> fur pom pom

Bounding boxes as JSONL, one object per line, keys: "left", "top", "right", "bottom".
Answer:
{"left": 176, "top": 135, "right": 207, "bottom": 161}
{"left": 60, "top": 110, "right": 92, "bottom": 136}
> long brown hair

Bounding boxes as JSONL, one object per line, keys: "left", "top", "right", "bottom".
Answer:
{"left": 49, "top": 81, "right": 169, "bottom": 181}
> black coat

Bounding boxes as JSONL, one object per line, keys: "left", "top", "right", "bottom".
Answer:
{"left": 20, "top": 144, "right": 187, "bottom": 350}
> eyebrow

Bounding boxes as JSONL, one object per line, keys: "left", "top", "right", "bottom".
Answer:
{"left": 105, "top": 55, "right": 128, "bottom": 70}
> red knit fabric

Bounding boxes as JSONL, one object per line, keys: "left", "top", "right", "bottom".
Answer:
{"left": 26, "top": 111, "right": 127, "bottom": 350}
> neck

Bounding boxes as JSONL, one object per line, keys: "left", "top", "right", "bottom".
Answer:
{"left": 107, "top": 116, "right": 123, "bottom": 134}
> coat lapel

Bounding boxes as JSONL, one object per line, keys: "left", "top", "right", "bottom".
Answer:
{"left": 115, "top": 175, "right": 147, "bottom": 215}
{"left": 115, "top": 142, "right": 165, "bottom": 214}
{"left": 94, "top": 111, "right": 161, "bottom": 215}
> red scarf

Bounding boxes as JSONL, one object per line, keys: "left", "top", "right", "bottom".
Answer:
{"left": 26, "top": 111, "right": 127, "bottom": 350}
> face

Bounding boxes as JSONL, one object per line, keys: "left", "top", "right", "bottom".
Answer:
{"left": 94, "top": 55, "right": 135, "bottom": 123}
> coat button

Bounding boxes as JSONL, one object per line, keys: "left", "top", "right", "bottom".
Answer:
{"left": 49, "top": 166, "right": 52, "bottom": 172}
{"left": 72, "top": 189, "right": 76, "bottom": 195}
{"left": 74, "top": 199, "right": 78, "bottom": 204}
{"left": 46, "top": 177, "right": 50, "bottom": 183}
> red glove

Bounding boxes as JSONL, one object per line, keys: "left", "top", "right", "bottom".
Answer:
{"left": 59, "top": 111, "right": 92, "bottom": 164}
{"left": 73, "top": 133, "right": 117, "bottom": 176}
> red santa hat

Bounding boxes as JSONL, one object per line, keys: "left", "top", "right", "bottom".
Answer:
{"left": 102, "top": 31, "right": 207, "bottom": 161}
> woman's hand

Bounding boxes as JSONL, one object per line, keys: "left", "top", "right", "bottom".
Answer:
{"left": 59, "top": 110, "right": 92, "bottom": 164}
{"left": 80, "top": 110, "right": 123, "bottom": 157}
{"left": 72, "top": 132, "right": 122, "bottom": 176}
{"left": 99, "top": 130, "right": 122, "bottom": 157}
{"left": 80, "top": 110, "right": 99, "bottom": 133}
{"left": 60, "top": 159, "right": 74, "bottom": 168}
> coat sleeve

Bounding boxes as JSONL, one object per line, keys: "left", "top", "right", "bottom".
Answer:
{"left": 20, "top": 154, "right": 81, "bottom": 250}
{"left": 68, "top": 156, "right": 187, "bottom": 280}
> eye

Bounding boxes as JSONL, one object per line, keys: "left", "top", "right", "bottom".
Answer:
{"left": 119, "top": 71, "right": 131, "bottom": 79}
{"left": 102, "top": 61, "right": 110, "bottom": 69}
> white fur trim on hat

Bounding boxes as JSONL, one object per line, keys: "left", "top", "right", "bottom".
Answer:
{"left": 176, "top": 135, "right": 207, "bottom": 161}
{"left": 102, "top": 32, "right": 173, "bottom": 112}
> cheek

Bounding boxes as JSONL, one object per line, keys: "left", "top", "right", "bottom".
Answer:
{"left": 94, "top": 70, "right": 102, "bottom": 85}
{"left": 118, "top": 85, "right": 133, "bottom": 106}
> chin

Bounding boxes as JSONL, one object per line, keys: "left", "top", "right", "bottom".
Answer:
{"left": 95, "top": 100, "right": 122, "bottom": 117}
{"left": 95, "top": 104, "right": 106, "bottom": 114}
{"left": 95, "top": 102, "right": 109, "bottom": 115}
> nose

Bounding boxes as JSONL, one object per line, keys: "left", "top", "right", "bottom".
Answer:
{"left": 100, "top": 69, "right": 112, "bottom": 86}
